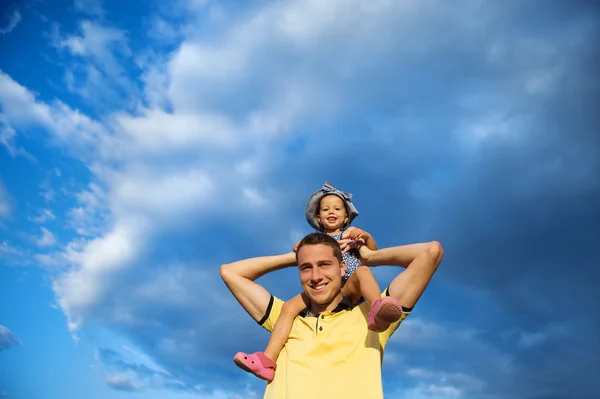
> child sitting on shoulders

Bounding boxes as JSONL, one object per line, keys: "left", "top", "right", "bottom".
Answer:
{"left": 233, "top": 181, "right": 404, "bottom": 382}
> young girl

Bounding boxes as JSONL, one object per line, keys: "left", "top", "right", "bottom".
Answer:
{"left": 232, "top": 182, "right": 404, "bottom": 382}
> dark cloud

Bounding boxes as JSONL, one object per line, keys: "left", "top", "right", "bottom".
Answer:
{"left": 234, "top": 2, "right": 599, "bottom": 398}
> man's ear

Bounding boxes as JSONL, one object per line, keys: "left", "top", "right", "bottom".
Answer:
{"left": 340, "top": 260, "right": 346, "bottom": 277}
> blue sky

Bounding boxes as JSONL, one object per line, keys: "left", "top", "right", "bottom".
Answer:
{"left": 1, "top": 0, "right": 599, "bottom": 398}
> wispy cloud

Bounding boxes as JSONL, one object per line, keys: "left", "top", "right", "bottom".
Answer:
{"left": 51, "top": 19, "right": 136, "bottom": 110}
{"left": 0, "top": 179, "right": 11, "bottom": 217}
{"left": 74, "top": 0, "right": 105, "bottom": 19}
{"left": 36, "top": 227, "right": 57, "bottom": 247}
{"left": 0, "top": 325, "right": 22, "bottom": 351}
{"left": 0, "top": 241, "right": 23, "bottom": 257}
{"left": 39, "top": 181, "right": 55, "bottom": 202}
{"left": 0, "top": 11, "right": 22, "bottom": 35}
{"left": 0, "top": 115, "right": 35, "bottom": 160}
{"left": 30, "top": 209, "right": 56, "bottom": 224}
{"left": 95, "top": 348, "right": 191, "bottom": 392}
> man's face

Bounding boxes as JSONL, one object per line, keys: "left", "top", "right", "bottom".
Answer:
{"left": 297, "top": 243, "right": 346, "bottom": 308}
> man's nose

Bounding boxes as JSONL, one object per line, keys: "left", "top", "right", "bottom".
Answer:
{"left": 310, "top": 266, "right": 323, "bottom": 281}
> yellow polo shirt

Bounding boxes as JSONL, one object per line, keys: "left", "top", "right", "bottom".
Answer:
{"left": 259, "top": 291, "right": 409, "bottom": 399}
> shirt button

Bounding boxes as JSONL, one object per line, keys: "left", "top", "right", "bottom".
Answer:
{"left": 319, "top": 326, "right": 323, "bottom": 331}
{"left": 321, "top": 315, "right": 324, "bottom": 319}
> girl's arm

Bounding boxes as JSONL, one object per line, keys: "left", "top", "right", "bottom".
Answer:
{"left": 364, "top": 233, "right": 377, "bottom": 250}
{"left": 342, "top": 227, "right": 378, "bottom": 250}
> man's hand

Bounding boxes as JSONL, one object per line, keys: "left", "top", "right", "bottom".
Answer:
{"left": 292, "top": 240, "right": 301, "bottom": 253}
{"left": 338, "top": 238, "right": 365, "bottom": 254}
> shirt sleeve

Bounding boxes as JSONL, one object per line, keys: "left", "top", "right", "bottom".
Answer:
{"left": 258, "top": 295, "right": 285, "bottom": 332}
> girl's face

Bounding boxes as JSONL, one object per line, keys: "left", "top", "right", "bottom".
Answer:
{"left": 317, "top": 194, "right": 348, "bottom": 232}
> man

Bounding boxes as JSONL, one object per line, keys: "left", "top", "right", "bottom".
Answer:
{"left": 220, "top": 230, "right": 443, "bottom": 399}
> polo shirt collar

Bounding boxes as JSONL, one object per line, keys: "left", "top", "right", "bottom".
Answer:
{"left": 299, "top": 296, "right": 356, "bottom": 317}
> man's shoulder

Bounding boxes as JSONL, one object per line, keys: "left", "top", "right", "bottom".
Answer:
{"left": 258, "top": 295, "right": 285, "bottom": 332}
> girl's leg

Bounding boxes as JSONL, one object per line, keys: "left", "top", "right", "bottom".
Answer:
{"left": 342, "top": 265, "right": 381, "bottom": 306}
{"left": 263, "top": 293, "right": 309, "bottom": 361}
{"left": 342, "top": 265, "right": 403, "bottom": 333}
{"left": 233, "top": 293, "right": 309, "bottom": 382}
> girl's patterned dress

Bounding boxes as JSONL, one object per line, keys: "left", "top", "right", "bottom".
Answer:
{"left": 330, "top": 231, "right": 361, "bottom": 283}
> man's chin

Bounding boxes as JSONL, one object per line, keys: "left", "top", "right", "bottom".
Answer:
{"left": 305, "top": 290, "right": 336, "bottom": 306}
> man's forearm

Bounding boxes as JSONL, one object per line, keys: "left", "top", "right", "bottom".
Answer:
{"left": 222, "top": 252, "right": 297, "bottom": 281}
{"left": 360, "top": 242, "right": 438, "bottom": 268}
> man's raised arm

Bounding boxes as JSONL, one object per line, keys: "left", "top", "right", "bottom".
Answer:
{"left": 360, "top": 241, "right": 444, "bottom": 309}
{"left": 220, "top": 252, "right": 297, "bottom": 323}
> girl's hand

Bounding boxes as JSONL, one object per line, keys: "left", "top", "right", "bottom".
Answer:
{"left": 338, "top": 238, "right": 366, "bottom": 254}
{"left": 342, "top": 227, "right": 371, "bottom": 242}
{"left": 292, "top": 240, "right": 301, "bottom": 253}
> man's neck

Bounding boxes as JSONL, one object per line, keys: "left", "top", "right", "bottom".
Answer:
{"left": 309, "top": 293, "right": 344, "bottom": 316}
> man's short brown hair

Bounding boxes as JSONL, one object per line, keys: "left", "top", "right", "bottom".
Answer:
{"left": 295, "top": 232, "right": 343, "bottom": 264}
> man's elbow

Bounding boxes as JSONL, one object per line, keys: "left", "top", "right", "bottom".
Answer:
{"left": 220, "top": 263, "right": 233, "bottom": 283}
{"left": 425, "top": 241, "right": 444, "bottom": 266}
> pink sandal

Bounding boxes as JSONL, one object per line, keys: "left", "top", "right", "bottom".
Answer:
{"left": 233, "top": 351, "right": 277, "bottom": 382}
{"left": 367, "top": 296, "right": 403, "bottom": 332}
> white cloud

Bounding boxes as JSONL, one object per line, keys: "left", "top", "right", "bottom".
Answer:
{"left": 0, "top": 11, "right": 22, "bottom": 35}
{"left": 147, "top": 16, "right": 182, "bottom": 43}
{"left": 0, "top": 241, "right": 30, "bottom": 266}
{"left": 114, "top": 109, "right": 239, "bottom": 153}
{"left": 0, "top": 71, "right": 124, "bottom": 170}
{"left": 0, "top": 115, "right": 35, "bottom": 160}
{"left": 0, "top": 241, "right": 22, "bottom": 256}
{"left": 0, "top": 180, "right": 11, "bottom": 217}
{"left": 53, "top": 217, "right": 145, "bottom": 328}
{"left": 0, "top": 0, "right": 481, "bottom": 369}
{"left": 74, "top": 0, "right": 105, "bottom": 18}
{"left": 1, "top": 1, "right": 596, "bottom": 396}
{"left": 52, "top": 20, "right": 134, "bottom": 107}
{"left": 135, "top": 51, "right": 170, "bottom": 109}
{"left": 30, "top": 209, "right": 56, "bottom": 223}
{"left": 36, "top": 227, "right": 57, "bottom": 247}
{"left": 40, "top": 187, "right": 55, "bottom": 202}
{"left": 106, "top": 165, "right": 215, "bottom": 223}
{"left": 68, "top": 184, "right": 109, "bottom": 237}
